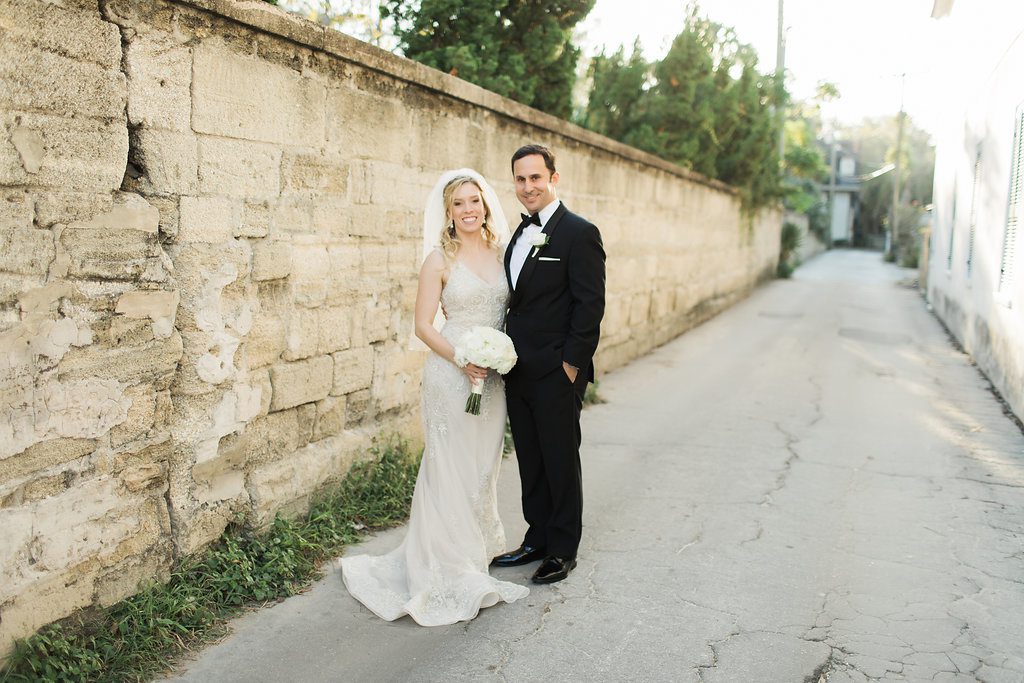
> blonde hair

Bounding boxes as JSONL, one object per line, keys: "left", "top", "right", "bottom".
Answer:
{"left": 439, "top": 176, "right": 502, "bottom": 261}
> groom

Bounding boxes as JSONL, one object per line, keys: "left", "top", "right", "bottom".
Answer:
{"left": 493, "top": 144, "right": 606, "bottom": 584}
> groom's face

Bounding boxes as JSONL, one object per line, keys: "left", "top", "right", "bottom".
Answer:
{"left": 513, "top": 154, "right": 559, "bottom": 215}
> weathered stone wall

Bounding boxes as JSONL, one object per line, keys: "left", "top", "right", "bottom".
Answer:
{"left": 0, "top": 0, "right": 780, "bottom": 653}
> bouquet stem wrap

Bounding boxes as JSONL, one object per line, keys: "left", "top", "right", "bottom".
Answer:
{"left": 453, "top": 327, "right": 518, "bottom": 417}
{"left": 465, "top": 378, "right": 484, "bottom": 415}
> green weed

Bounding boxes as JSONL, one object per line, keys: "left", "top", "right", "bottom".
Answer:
{"left": 0, "top": 437, "right": 419, "bottom": 683}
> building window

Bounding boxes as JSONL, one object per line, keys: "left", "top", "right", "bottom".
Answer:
{"left": 999, "top": 105, "right": 1024, "bottom": 293}
{"left": 967, "top": 143, "right": 982, "bottom": 278}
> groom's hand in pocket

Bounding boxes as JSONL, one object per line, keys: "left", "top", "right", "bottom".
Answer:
{"left": 562, "top": 361, "right": 578, "bottom": 383}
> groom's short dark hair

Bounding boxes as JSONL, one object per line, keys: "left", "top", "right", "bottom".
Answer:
{"left": 512, "top": 144, "right": 556, "bottom": 174}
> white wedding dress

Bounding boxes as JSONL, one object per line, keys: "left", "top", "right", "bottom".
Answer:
{"left": 341, "top": 260, "right": 529, "bottom": 625}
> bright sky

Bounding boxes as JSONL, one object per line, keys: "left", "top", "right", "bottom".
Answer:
{"left": 577, "top": 0, "right": 1024, "bottom": 140}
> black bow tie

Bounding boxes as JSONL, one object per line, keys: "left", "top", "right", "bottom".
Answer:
{"left": 520, "top": 213, "right": 542, "bottom": 227}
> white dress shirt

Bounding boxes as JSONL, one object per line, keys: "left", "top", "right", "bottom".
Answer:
{"left": 510, "top": 200, "right": 561, "bottom": 289}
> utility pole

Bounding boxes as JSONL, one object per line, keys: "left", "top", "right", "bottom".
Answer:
{"left": 776, "top": 0, "right": 786, "bottom": 165}
{"left": 889, "top": 74, "right": 906, "bottom": 261}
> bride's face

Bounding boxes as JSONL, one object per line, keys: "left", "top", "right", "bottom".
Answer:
{"left": 449, "top": 182, "right": 486, "bottom": 236}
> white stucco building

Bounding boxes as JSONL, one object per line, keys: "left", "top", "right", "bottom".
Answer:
{"left": 927, "top": 3, "right": 1024, "bottom": 420}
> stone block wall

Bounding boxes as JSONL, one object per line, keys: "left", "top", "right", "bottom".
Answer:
{"left": 0, "top": 0, "right": 780, "bottom": 654}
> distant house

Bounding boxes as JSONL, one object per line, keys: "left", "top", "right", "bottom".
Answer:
{"left": 822, "top": 148, "right": 860, "bottom": 246}
{"left": 927, "top": 2, "right": 1024, "bottom": 420}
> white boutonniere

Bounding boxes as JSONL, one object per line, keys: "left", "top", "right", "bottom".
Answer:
{"left": 528, "top": 233, "right": 549, "bottom": 258}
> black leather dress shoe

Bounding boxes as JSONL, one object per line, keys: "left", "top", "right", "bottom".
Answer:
{"left": 491, "top": 545, "right": 546, "bottom": 567}
{"left": 531, "top": 556, "right": 577, "bottom": 584}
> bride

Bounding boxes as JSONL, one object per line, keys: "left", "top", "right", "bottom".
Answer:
{"left": 340, "top": 169, "right": 529, "bottom": 625}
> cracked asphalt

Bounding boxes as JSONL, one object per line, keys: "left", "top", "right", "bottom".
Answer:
{"left": 163, "top": 250, "right": 1024, "bottom": 682}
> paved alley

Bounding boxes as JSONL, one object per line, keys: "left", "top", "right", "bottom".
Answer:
{"left": 165, "top": 250, "right": 1024, "bottom": 682}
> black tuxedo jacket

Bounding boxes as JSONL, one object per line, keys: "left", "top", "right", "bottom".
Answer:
{"left": 504, "top": 203, "right": 606, "bottom": 383}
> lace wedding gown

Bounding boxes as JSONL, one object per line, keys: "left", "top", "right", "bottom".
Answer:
{"left": 341, "top": 260, "right": 529, "bottom": 625}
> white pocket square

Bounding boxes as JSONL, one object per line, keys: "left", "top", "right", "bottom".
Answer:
{"left": 538, "top": 256, "right": 560, "bottom": 261}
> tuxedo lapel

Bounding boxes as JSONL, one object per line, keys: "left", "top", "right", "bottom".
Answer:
{"left": 509, "top": 203, "right": 567, "bottom": 307}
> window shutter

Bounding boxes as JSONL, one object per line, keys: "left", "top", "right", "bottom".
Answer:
{"left": 967, "top": 144, "right": 982, "bottom": 277}
{"left": 998, "top": 107, "right": 1024, "bottom": 292}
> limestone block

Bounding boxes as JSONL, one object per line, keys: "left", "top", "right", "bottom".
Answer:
{"left": 270, "top": 197, "right": 313, "bottom": 236}
{"left": 252, "top": 367, "right": 272, "bottom": 416}
{"left": 178, "top": 196, "right": 241, "bottom": 244}
{"left": 1, "top": 1, "right": 121, "bottom": 69}
{"left": 311, "top": 197, "right": 351, "bottom": 238}
{"left": 60, "top": 226, "right": 158, "bottom": 280}
{"left": 326, "top": 88, "right": 408, "bottom": 161}
{"left": 0, "top": 43, "right": 126, "bottom": 119}
{"left": 0, "top": 566, "right": 95, "bottom": 657}
{"left": 1, "top": 470, "right": 67, "bottom": 508}
{"left": 58, "top": 332, "right": 183, "bottom": 384}
{"left": 133, "top": 128, "right": 198, "bottom": 194}
{"left": 237, "top": 201, "right": 270, "bottom": 238}
{"left": 651, "top": 288, "right": 675, "bottom": 320}
{"left": 344, "top": 387, "right": 372, "bottom": 426}
{"left": 252, "top": 240, "right": 292, "bottom": 281}
{"left": 628, "top": 292, "right": 652, "bottom": 327}
{"left": 388, "top": 243, "right": 418, "bottom": 278}
{"left": 367, "top": 162, "right": 427, "bottom": 211}
{"left": 327, "top": 244, "right": 361, "bottom": 275}
{"left": 360, "top": 244, "right": 389, "bottom": 275}
{"left": 245, "top": 312, "right": 286, "bottom": 369}
{"left": 245, "top": 432, "right": 365, "bottom": 528}
{"left": 312, "top": 396, "right": 346, "bottom": 441}
{"left": 197, "top": 136, "right": 281, "bottom": 199}
{"left": 119, "top": 463, "right": 165, "bottom": 493}
{"left": 237, "top": 408, "right": 304, "bottom": 466}
{"left": 109, "top": 383, "right": 157, "bottom": 447}
{"left": 318, "top": 307, "right": 351, "bottom": 355}
{"left": 192, "top": 431, "right": 247, "bottom": 504}
{"left": 281, "top": 151, "right": 348, "bottom": 196}
{"left": 363, "top": 305, "right": 390, "bottom": 343}
{"left": 331, "top": 347, "right": 373, "bottom": 396}
{"left": 31, "top": 190, "right": 114, "bottom": 229}
{"left": 345, "top": 205, "right": 414, "bottom": 239}
{"left": 13, "top": 477, "right": 121, "bottom": 575}
{"left": 269, "top": 355, "right": 333, "bottom": 411}
{"left": 0, "top": 190, "right": 33, "bottom": 231}
{"left": 92, "top": 543, "right": 172, "bottom": 610}
{"left": 192, "top": 43, "right": 326, "bottom": 147}
{"left": 289, "top": 243, "right": 330, "bottom": 308}
{"left": 296, "top": 403, "right": 315, "bottom": 444}
{"left": 1, "top": 374, "right": 132, "bottom": 460}
{"left": 0, "top": 113, "right": 128, "bottom": 193}
{"left": 283, "top": 308, "right": 317, "bottom": 361}
{"left": 125, "top": 36, "right": 192, "bottom": 131}
{"left": 74, "top": 192, "right": 160, "bottom": 234}
{"left": 115, "top": 290, "right": 180, "bottom": 339}
{"left": 0, "top": 226, "right": 55, "bottom": 276}
{"left": 0, "top": 437, "right": 97, "bottom": 488}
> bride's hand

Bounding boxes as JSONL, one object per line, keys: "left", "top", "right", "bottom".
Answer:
{"left": 461, "top": 362, "right": 488, "bottom": 383}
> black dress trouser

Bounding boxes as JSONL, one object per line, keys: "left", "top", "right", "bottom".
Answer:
{"left": 505, "top": 367, "right": 586, "bottom": 559}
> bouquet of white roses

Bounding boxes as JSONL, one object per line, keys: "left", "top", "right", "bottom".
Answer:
{"left": 454, "top": 326, "right": 518, "bottom": 415}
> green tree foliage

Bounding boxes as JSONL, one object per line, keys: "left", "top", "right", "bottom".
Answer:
{"left": 580, "top": 5, "right": 782, "bottom": 211}
{"left": 581, "top": 41, "right": 654, "bottom": 147}
{"left": 781, "top": 85, "right": 834, "bottom": 235}
{"left": 842, "top": 115, "right": 934, "bottom": 240}
{"left": 381, "top": 0, "right": 595, "bottom": 119}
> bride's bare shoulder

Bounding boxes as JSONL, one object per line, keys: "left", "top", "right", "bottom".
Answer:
{"left": 420, "top": 248, "right": 450, "bottom": 281}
